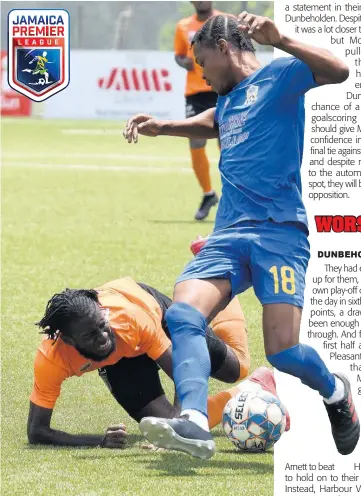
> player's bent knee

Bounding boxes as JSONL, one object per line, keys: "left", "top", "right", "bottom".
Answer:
{"left": 136, "top": 395, "right": 175, "bottom": 422}
{"left": 234, "top": 345, "right": 251, "bottom": 381}
{"left": 238, "top": 355, "right": 251, "bottom": 381}
{"left": 165, "top": 302, "right": 207, "bottom": 337}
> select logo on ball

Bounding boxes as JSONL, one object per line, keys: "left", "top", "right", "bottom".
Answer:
{"left": 222, "top": 390, "right": 287, "bottom": 452}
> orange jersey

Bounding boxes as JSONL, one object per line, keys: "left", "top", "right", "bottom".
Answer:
{"left": 174, "top": 11, "right": 222, "bottom": 97}
{"left": 30, "top": 278, "right": 171, "bottom": 409}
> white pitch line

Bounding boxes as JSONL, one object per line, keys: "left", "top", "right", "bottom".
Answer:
{"left": 1, "top": 118, "right": 50, "bottom": 124}
{"left": 62, "top": 129, "right": 123, "bottom": 135}
{"left": 2, "top": 161, "right": 192, "bottom": 174}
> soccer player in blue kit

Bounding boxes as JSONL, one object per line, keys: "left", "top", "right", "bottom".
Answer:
{"left": 124, "top": 12, "right": 359, "bottom": 458}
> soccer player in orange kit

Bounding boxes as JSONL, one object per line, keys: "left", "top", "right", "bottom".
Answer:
{"left": 174, "top": 1, "right": 221, "bottom": 220}
{"left": 27, "top": 275, "right": 290, "bottom": 448}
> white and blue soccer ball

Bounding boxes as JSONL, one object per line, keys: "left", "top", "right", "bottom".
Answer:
{"left": 222, "top": 389, "right": 287, "bottom": 452}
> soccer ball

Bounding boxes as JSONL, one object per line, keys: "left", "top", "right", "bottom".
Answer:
{"left": 222, "top": 389, "right": 287, "bottom": 452}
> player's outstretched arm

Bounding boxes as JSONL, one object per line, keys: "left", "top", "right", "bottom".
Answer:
{"left": 237, "top": 12, "right": 349, "bottom": 85}
{"left": 123, "top": 108, "right": 219, "bottom": 144}
{"left": 27, "top": 402, "right": 127, "bottom": 448}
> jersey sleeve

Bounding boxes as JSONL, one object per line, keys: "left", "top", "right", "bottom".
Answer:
{"left": 132, "top": 305, "right": 171, "bottom": 360}
{"left": 271, "top": 56, "right": 319, "bottom": 98}
{"left": 30, "top": 349, "right": 70, "bottom": 409}
{"left": 174, "top": 22, "right": 188, "bottom": 57}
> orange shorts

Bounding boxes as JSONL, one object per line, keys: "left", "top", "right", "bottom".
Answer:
{"left": 211, "top": 297, "right": 250, "bottom": 381}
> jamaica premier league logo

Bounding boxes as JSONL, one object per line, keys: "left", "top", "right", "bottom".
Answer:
{"left": 8, "top": 9, "right": 69, "bottom": 101}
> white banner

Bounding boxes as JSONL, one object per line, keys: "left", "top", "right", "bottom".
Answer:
{"left": 43, "top": 50, "right": 186, "bottom": 120}
{"left": 42, "top": 50, "right": 273, "bottom": 121}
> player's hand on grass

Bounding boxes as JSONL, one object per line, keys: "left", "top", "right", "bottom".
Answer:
{"left": 123, "top": 114, "right": 163, "bottom": 143}
{"left": 237, "top": 12, "right": 282, "bottom": 46}
{"left": 101, "top": 424, "right": 127, "bottom": 449}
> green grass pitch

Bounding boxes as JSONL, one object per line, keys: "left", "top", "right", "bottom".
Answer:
{"left": 1, "top": 118, "right": 273, "bottom": 495}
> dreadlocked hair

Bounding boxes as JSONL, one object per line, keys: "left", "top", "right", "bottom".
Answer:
{"left": 36, "top": 288, "right": 100, "bottom": 340}
{"left": 191, "top": 15, "right": 255, "bottom": 53}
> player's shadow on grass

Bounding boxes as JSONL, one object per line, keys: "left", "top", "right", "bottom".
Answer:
{"left": 139, "top": 451, "right": 273, "bottom": 477}
{"left": 74, "top": 452, "right": 146, "bottom": 460}
{"left": 211, "top": 430, "right": 229, "bottom": 438}
{"left": 150, "top": 220, "right": 214, "bottom": 225}
{"left": 221, "top": 448, "right": 274, "bottom": 455}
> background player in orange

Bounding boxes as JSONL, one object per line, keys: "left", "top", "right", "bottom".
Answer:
{"left": 174, "top": 1, "right": 220, "bottom": 220}
{"left": 28, "top": 277, "right": 253, "bottom": 447}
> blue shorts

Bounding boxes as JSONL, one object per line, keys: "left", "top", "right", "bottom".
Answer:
{"left": 177, "top": 221, "right": 310, "bottom": 308}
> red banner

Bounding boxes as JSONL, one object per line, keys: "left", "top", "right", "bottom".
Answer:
{"left": 1, "top": 50, "right": 32, "bottom": 116}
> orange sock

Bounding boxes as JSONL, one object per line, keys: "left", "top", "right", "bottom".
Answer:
{"left": 190, "top": 147, "right": 212, "bottom": 194}
{"left": 208, "top": 386, "right": 240, "bottom": 429}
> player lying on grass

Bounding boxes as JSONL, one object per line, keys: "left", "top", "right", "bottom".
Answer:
{"left": 124, "top": 13, "right": 359, "bottom": 458}
{"left": 29, "top": 275, "right": 290, "bottom": 448}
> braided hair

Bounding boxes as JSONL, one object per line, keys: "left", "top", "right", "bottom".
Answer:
{"left": 36, "top": 288, "right": 100, "bottom": 340}
{"left": 191, "top": 15, "right": 255, "bottom": 53}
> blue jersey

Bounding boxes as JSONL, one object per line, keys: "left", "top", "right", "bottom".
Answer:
{"left": 214, "top": 57, "right": 319, "bottom": 231}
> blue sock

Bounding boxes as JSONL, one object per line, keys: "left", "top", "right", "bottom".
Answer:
{"left": 267, "top": 343, "right": 335, "bottom": 398}
{"left": 165, "top": 302, "right": 210, "bottom": 416}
